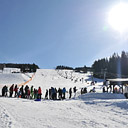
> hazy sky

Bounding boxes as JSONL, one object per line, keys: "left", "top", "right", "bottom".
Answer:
{"left": 0, "top": 0, "right": 128, "bottom": 68}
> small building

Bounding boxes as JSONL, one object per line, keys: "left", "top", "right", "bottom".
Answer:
{"left": 3, "top": 68, "right": 21, "bottom": 73}
{"left": 107, "top": 78, "right": 128, "bottom": 98}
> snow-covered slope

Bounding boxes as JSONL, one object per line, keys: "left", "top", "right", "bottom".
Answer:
{"left": 0, "top": 69, "right": 127, "bottom": 128}
{"left": 27, "top": 69, "right": 104, "bottom": 97}
{"left": 0, "top": 94, "right": 127, "bottom": 128}
{"left": 0, "top": 73, "right": 30, "bottom": 85}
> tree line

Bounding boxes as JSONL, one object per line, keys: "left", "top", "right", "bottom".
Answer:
{"left": 92, "top": 51, "right": 128, "bottom": 78}
{"left": 0, "top": 63, "right": 39, "bottom": 72}
{"left": 56, "top": 65, "right": 89, "bottom": 73}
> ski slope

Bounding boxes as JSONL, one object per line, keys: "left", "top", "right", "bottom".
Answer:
{"left": 0, "top": 69, "right": 127, "bottom": 128}
{"left": 27, "top": 69, "right": 104, "bottom": 97}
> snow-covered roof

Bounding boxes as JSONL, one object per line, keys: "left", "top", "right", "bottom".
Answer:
{"left": 107, "top": 78, "right": 128, "bottom": 82}
{"left": 107, "top": 78, "right": 128, "bottom": 85}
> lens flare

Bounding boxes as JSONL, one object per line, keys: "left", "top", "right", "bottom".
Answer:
{"left": 108, "top": 3, "right": 128, "bottom": 33}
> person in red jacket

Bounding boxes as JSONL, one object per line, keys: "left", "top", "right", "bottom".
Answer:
{"left": 14, "top": 85, "right": 18, "bottom": 97}
{"left": 38, "top": 87, "right": 42, "bottom": 99}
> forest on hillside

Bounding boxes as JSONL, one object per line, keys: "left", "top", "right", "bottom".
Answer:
{"left": 92, "top": 51, "right": 128, "bottom": 78}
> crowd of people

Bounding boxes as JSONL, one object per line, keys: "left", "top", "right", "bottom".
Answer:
{"left": 1, "top": 84, "right": 79, "bottom": 100}
{"left": 2, "top": 84, "right": 42, "bottom": 100}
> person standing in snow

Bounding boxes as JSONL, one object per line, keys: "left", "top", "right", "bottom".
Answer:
{"left": 109, "top": 85, "right": 112, "bottom": 93}
{"left": 25, "top": 85, "right": 29, "bottom": 98}
{"left": 34, "top": 88, "right": 38, "bottom": 99}
{"left": 103, "top": 87, "right": 106, "bottom": 93}
{"left": 49, "top": 88, "right": 51, "bottom": 99}
{"left": 30, "top": 86, "right": 34, "bottom": 99}
{"left": 45, "top": 89, "right": 48, "bottom": 99}
{"left": 27, "top": 89, "right": 30, "bottom": 99}
{"left": 69, "top": 88, "right": 72, "bottom": 99}
{"left": 62, "top": 87, "right": 66, "bottom": 99}
{"left": 92, "top": 87, "right": 96, "bottom": 92}
{"left": 38, "top": 87, "right": 42, "bottom": 99}
{"left": 20, "top": 85, "right": 24, "bottom": 98}
{"left": 14, "top": 85, "right": 18, "bottom": 97}
{"left": 58, "top": 88, "right": 62, "bottom": 100}
{"left": 9, "top": 84, "right": 14, "bottom": 97}
{"left": 2, "top": 85, "right": 6, "bottom": 96}
{"left": 5, "top": 85, "right": 8, "bottom": 97}
{"left": 73, "top": 86, "right": 77, "bottom": 97}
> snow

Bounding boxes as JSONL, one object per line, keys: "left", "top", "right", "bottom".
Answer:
{"left": 0, "top": 69, "right": 128, "bottom": 128}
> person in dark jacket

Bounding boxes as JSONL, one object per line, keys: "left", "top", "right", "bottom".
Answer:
{"left": 69, "top": 88, "right": 72, "bottom": 99}
{"left": 2, "top": 85, "right": 6, "bottom": 96}
{"left": 20, "top": 85, "right": 24, "bottom": 98}
{"left": 45, "top": 89, "right": 48, "bottom": 99}
{"left": 103, "top": 87, "right": 106, "bottom": 93}
{"left": 25, "top": 85, "right": 29, "bottom": 98}
{"left": 34, "top": 88, "right": 37, "bottom": 99}
{"left": 5, "top": 85, "right": 8, "bottom": 97}
{"left": 73, "top": 86, "right": 77, "bottom": 97}
{"left": 58, "top": 88, "right": 62, "bottom": 100}
{"left": 62, "top": 87, "right": 66, "bottom": 99}
{"left": 49, "top": 88, "right": 51, "bottom": 99}
{"left": 9, "top": 84, "right": 14, "bottom": 97}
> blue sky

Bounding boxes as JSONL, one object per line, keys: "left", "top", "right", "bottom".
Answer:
{"left": 0, "top": 0, "right": 128, "bottom": 68}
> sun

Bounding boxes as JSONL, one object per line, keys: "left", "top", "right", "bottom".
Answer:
{"left": 108, "top": 3, "right": 128, "bottom": 33}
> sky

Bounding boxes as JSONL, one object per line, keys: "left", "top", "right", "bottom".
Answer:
{"left": 0, "top": 0, "right": 128, "bottom": 69}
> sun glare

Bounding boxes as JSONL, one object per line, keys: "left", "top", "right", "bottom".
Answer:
{"left": 108, "top": 3, "right": 128, "bottom": 33}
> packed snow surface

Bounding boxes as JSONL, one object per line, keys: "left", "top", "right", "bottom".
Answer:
{"left": 0, "top": 69, "right": 127, "bottom": 128}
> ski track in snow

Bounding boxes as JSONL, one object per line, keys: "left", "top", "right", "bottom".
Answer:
{"left": 0, "top": 100, "right": 22, "bottom": 128}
